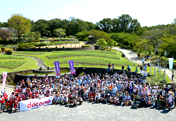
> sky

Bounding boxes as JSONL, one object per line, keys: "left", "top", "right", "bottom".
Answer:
{"left": 0, "top": 0, "right": 176, "bottom": 27}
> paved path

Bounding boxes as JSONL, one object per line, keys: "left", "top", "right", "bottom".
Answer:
{"left": 29, "top": 56, "right": 47, "bottom": 70}
{"left": 113, "top": 47, "right": 175, "bottom": 82}
{"left": 0, "top": 84, "right": 175, "bottom": 121}
{"left": 0, "top": 100, "right": 176, "bottom": 121}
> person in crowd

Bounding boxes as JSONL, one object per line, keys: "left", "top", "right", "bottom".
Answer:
{"left": 135, "top": 67, "right": 138, "bottom": 74}
{"left": 107, "top": 63, "right": 111, "bottom": 72}
{"left": 127, "top": 65, "right": 131, "bottom": 71}
{"left": 121, "top": 64, "right": 124, "bottom": 70}
{"left": 138, "top": 53, "right": 140, "bottom": 59}
{"left": 111, "top": 64, "right": 115, "bottom": 72}
{"left": 3, "top": 68, "right": 176, "bottom": 112}
{"left": 53, "top": 94, "right": 60, "bottom": 105}
{"left": 142, "top": 57, "right": 145, "bottom": 66}
{"left": 0, "top": 94, "right": 5, "bottom": 113}
{"left": 167, "top": 91, "right": 173, "bottom": 110}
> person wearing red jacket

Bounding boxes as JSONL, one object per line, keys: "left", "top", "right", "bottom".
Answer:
{"left": 0, "top": 94, "right": 5, "bottom": 112}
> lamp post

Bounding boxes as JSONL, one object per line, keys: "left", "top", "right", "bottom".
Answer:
{"left": 164, "top": 51, "right": 167, "bottom": 80}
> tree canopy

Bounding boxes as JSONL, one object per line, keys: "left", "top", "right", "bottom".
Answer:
{"left": 8, "top": 14, "right": 31, "bottom": 39}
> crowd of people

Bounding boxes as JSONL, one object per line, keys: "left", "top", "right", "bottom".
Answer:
{"left": 0, "top": 69, "right": 176, "bottom": 113}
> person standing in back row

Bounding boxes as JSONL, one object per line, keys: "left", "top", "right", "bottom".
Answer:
{"left": 142, "top": 57, "right": 145, "bottom": 66}
{"left": 107, "top": 63, "right": 111, "bottom": 72}
{"left": 138, "top": 53, "right": 140, "bottom": 59}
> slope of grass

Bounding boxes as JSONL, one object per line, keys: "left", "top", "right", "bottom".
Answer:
{"left": 0, "top": 61, "right": 25, "bottom": 69}
{"left": 0, "top": 54, "right": 25, "bottom": 59}
{"left": 0, "top": 57, "right": 38, "bottom": 74}
{"left": 14, "top": 51, "right": 46, "bottom": 55}
{"left": 52, "top": 50, "right": 117, "bottom": 54}
{"left": 13, "top": 50, "right": 171, "bottom": 83}
{"left": 46, "top": 51, "right": 120, "bottom": 59}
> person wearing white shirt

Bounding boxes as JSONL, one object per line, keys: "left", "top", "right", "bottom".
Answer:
{"left": 167, "top": 91, "right": 173, "bottom": 110}
{"left": 112, "top": 85, "right": 117, "bottom": 95}
{"left": 152, "top": 88, "right": 157, "bottom": 96}
{"left": 95, "top": 93, "right": 100, "bottom": 103}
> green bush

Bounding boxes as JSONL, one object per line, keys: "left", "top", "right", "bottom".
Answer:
{"left": 119, "top": 44, "right": 128, "bottom": 48}
{"left": 5, "top": 48, "right": 13, "bottom": 55}
{"left": 33, "top": 40, "right": 40, "bottom": 42}
{"left": 82, "top": 45, "right": 90, "bottom": 48}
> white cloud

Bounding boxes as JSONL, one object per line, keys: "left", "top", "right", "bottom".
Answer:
{"left": 0, "top": 0, "right": 2, "bottom": 2}
{"left": 8, "top": 7, "right": 15, "bottom": 11}
{"left": 35, "top": 8, "right": 40, "bottom": 10}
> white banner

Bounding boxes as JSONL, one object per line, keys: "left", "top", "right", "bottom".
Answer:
{"left": 2, "top": 72, "right": 7, "bottom": 94}
{"left": 169, "top": 58, "right": 174, "bottom": 70}
{"left": 19, "top": 96, "right": 53, "bottom": 112}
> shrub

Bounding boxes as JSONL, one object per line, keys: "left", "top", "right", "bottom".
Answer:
{"left": 33, "top": 40, "right": 40, "bottom": 42}
{"left": 62, "top": 46, "right": 65, "bottom": 49}
{"left": 82, "top": 45, "right": 90, "bottom": 48}
{"left": 5, "top": 48, "right": 13, "bottom": 55}
{"left": 119, "top": 44, "right": 128, "bottom": 48}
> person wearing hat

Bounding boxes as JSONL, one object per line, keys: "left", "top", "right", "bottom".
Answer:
{"left": 167, "top": 91, "right": 173, "bottom": 110}
{"left": 0, "top": 94, "right": 5, "bottom": 112}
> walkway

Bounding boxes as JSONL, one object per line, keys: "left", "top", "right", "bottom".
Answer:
{"left": 113, "top": 47, "right": 175, "bottom": 82}
{"left": 28, "top": 56, "right": 47, "bottom": 70}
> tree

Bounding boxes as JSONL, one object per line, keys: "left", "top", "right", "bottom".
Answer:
{"left": 0, "top": 22, "right": 8, "bottom": 27}
{"left": 66, "top": 18, "right": 87, "bottom": 36}
{"left": 34, "top": 19, "right": 48, "bottom": 36}
{"left": 8, "top": 14, "right": 31, "bottom": 39}
{"left": 76, "top": 31, "right": 90, "bottom": 41}
{"left": 54, "top": 28, "right": 66, "bottom": 38}
{"left": 111, "top": 18, "right": 120, "bottom": 33}
{"left": 160, "top": 36, "right": 176, "bottom": 57}
{"left": 97, "top": 38, "right": 107, "bottom": 50}
{"left": 30, "top": 20, "right": 35, "bottom": 32}
{"left": 134, "top": 39, "right": 153, "bottom": 53}
{"left": 34, "top": 31, "right": 41, "bottom": 41}
{"left": 89, "top": 30, "right": 110, "bottom": 42}
{"left": 118, "top": 14, "right": 140, "bottom": 33}
{"left": 0, "top": 29, "right": 12, "bottom": 41}
{"left": 48, "top": 18, "right": 62, "bottom": 36}
{"left": 97, "top": 18, "right": 112, "bottom": 33}
{"left": 142, "top": 28, "right": 165, "bottom": 47}
{"left": 85, "top": 22, "right": 96, "bottom": 31}
{"left": 107, "top": 39, "right": 117, "bottom": 50}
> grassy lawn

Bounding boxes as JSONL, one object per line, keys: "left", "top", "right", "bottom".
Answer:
{"left": 14, "top": 51, "right": 46, "bottom": 55}
{"left": 0, "top": 57, "right": 38, "bottom": 74}
{"left": 134, "top": 51, "right": 176, "bottom": 68}
{"left": 0, "top": 54, "right": 25, "bottom": 59}
{"left": 13, "top": 50, "right": 171, "bottom": 83}
{"left": 0, "top": 61, "right": 25, "bottom": 69}
{"left": 46, "top": 51, "right": 120, "bottom": 59}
